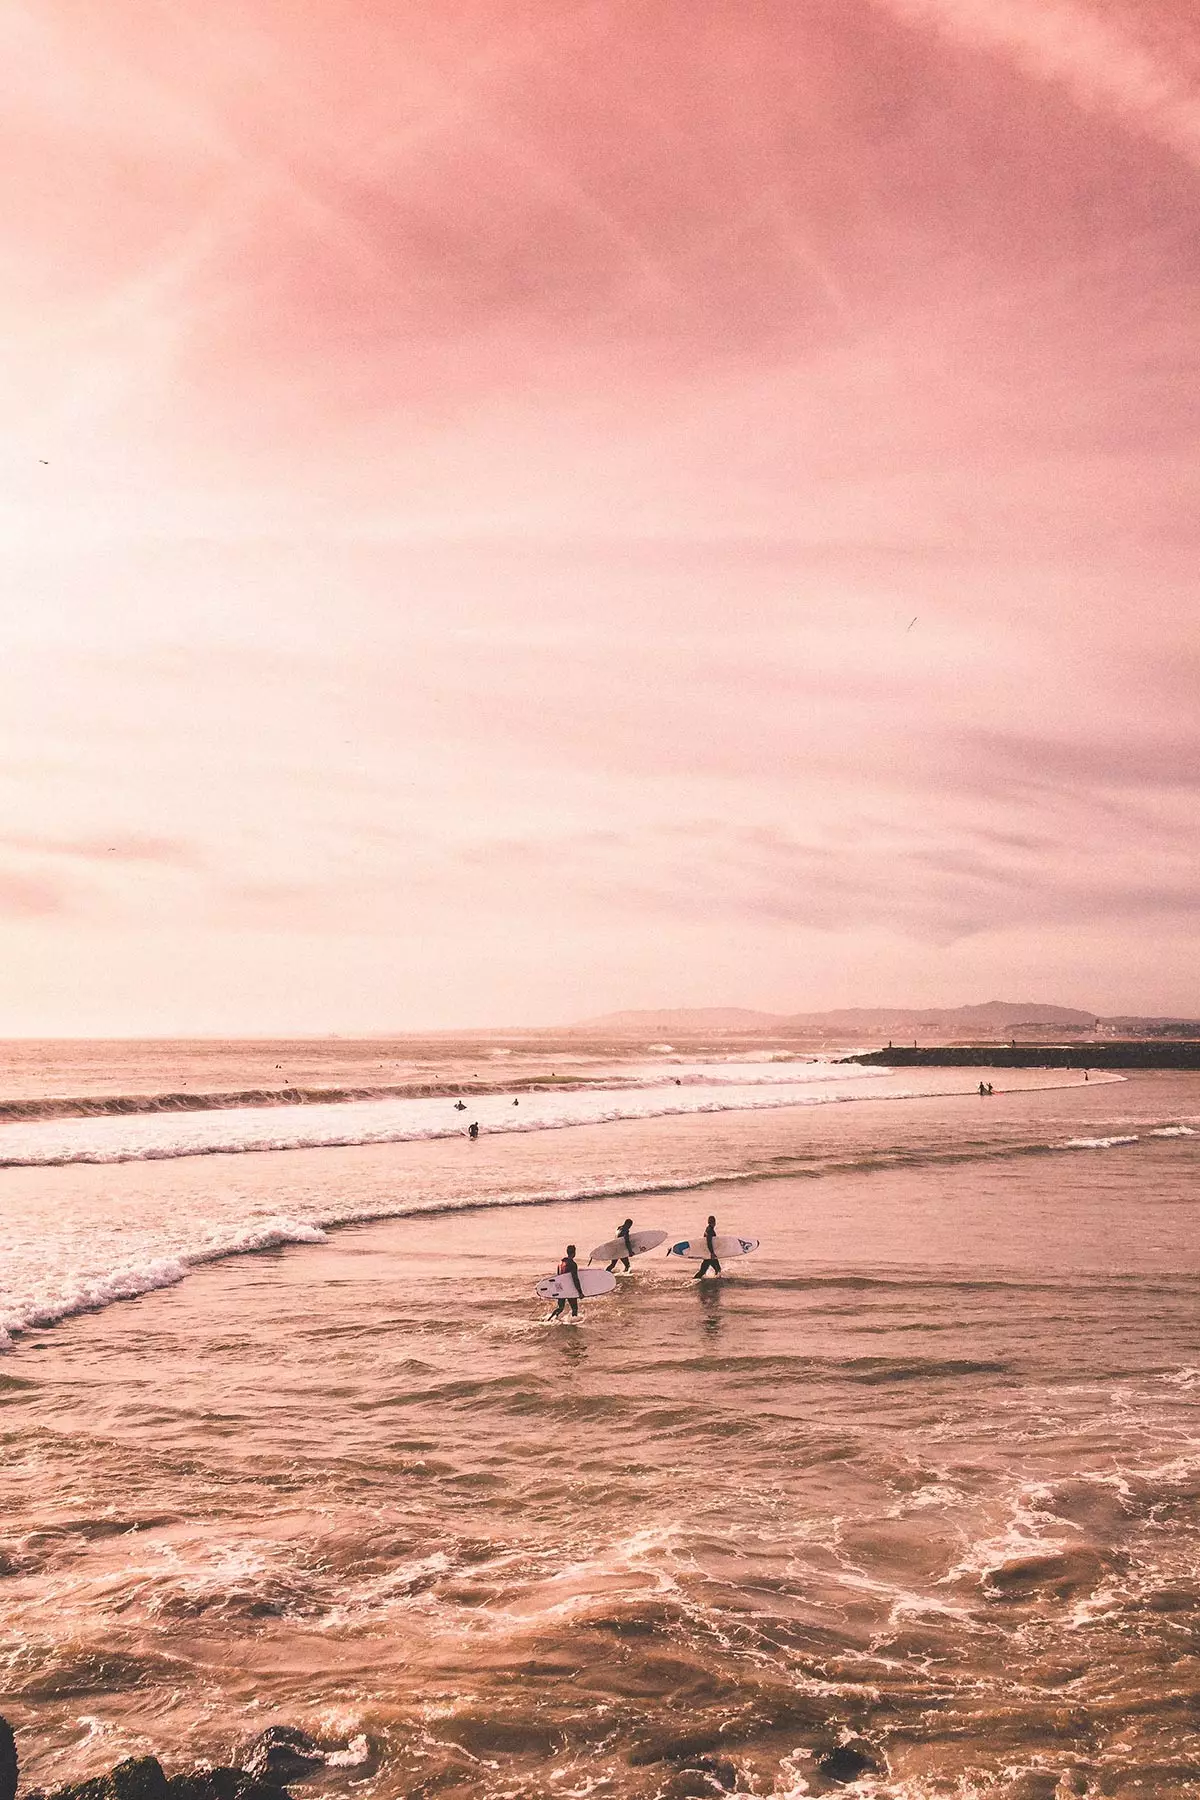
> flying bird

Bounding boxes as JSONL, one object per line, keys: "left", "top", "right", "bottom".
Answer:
{"left": 906, "top": 616, "right": 918, "bottom": 631}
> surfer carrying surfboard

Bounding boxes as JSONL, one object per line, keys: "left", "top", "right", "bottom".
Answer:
{"left": 694, "top": 1215, "right": 721, "bottom": 1279}
{"left": 606, "top": 1219, "right": 635, "bottom": 1273}
{"left": 549, "top": 1245, "right": 585, "bottom": 1319}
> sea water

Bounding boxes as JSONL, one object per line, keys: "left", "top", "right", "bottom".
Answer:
{"left": 1, "top": 1038, "right": 1198, "bottom": 1798}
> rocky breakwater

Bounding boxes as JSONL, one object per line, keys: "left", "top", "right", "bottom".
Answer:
{"left": 0, "top": 1725, "right": 369, "bottom": 1800}
{"left": 0, "top": 1716, "right": 897, "bottom": 1800}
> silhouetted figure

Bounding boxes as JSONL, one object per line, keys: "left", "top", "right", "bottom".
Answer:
{"left": 468, "top": 1121, "right": 479, "bottom": 1139}
{"left": 454, "top": 1100, "right": 467, "bottom": 1111}
{"left": 551, "top": 1244, "right": 584, "bottom": 1319}
{"left": 606, "top": 1218, "right": 635, "bottom": 1273}
{"left": 694, "top": 1214, "right": 721, "bottom": 1280}
{"left": 979, "top": 1081, "right": 987, "bottom": 1096}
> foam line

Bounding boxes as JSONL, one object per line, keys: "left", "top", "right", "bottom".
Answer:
{"left": 0, "top": 1218, "right": 328, "bottom": 1348}
{"left": 0, "top": 1068, "right": 1121, "bottom": 1171}
{"left": 0, "top": 1060, "right": 888, "bottom": 1124}
{"left": 3, "top": 1103, "right": 1188, "bottom": 1353}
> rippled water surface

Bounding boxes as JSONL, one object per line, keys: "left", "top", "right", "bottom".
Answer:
{"left": 2, "top": 1046, "right": 1199, "bottom": 1799}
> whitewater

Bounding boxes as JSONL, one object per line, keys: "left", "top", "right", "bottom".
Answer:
{"left": 2, "top": 1046, "right": 1199, "bottom": 1800}
{"left": 0, "top": 1049, "right": 1128, "bottom": 1351}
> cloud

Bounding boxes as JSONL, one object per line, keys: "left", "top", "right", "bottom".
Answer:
{"left": 0, "top": 869, "right": 70, "bottom": 918}
{"left": 0, "top": 833, "right": 195, "bottom": 865}
{"left": 953, "top": 730, "right": 1200, "bottom": 797}
{"left": 2, "top": 0, "right": 1199, "bottom": 1024}
{"left": 872, "top": 0, "right": 1200, "bottom": 171}
{"left": 438, "top": 805, "right": 1200, "bottom": 946}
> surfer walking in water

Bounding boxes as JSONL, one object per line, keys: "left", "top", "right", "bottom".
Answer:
{"left": 694, "top": 1215, "right": 721, "bottom": 1279}
{"left": 550, "top": 1244, "right": 584, "bottom": 1320}
{"left": 606, "top": 1218, "right": 635, "bottom": 1273}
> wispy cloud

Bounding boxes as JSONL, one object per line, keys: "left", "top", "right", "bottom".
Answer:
{"left": 874, "top": 0, "right": 1200, "bottom": 170}
{"left": 0, "top": 869, "right": 70, "bottom": 919}
{"left": 0, "top": 834, "right": 196, "bottom": 866}
{"left": 2, "top": 0, "right": 1199, "bottom": 1025}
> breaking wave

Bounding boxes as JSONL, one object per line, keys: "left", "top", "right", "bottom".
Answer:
{"left": 1064, "top": 1134, "right": 1140, "bottom": 1150}
{"left": 0, "top": 1065, "right": 1117, "bottom": 1171}
{"left": 0, "top": 1059, "right": 880, "bottom": 1125}
{"left": 0, "top": 1218, "right": 327, "bottom": 1347}
{"left": 2, "top": 1101, "right": 1192, "bottom": 1351}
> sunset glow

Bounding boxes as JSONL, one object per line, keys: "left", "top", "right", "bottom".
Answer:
{"left": 3, "top": 0, "right": 1198, "bottom": 1030}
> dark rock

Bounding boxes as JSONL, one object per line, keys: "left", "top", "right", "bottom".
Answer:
{"left": 167, "top": 1768, "right": 288, "bottom": 1800}
{"left": 241, "top": 1731, "right": 323, "bottom": 1787}
{"left": 46, "top": 1757, "right": 171, "bottom": 1800}
{"left": 816, "top": 1744, "right": 882, "bottom": 1784}
{"left": 1, "top": 1717, "right": 16, "bottom": 1800}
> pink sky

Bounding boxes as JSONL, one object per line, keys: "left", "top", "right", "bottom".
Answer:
{"left": 2, "top": 0, "right": 1198, "bottom": 1032}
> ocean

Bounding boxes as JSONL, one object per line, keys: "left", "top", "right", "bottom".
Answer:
{"left": 1, "top": 1037, "right": 1198, "bottom": 1799}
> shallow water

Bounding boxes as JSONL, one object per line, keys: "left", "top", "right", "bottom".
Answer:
{"left": 2, "top": 1055, "right": 1199, "bottom": 1799}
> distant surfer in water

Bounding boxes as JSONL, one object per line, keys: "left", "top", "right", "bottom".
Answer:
{"left": 454, "top": 1099, "right": 467, "bottom": 1111}
{"left": 468, "top": 1121, "right": 479, "bottom": 1139}
{"left": 606, "top": 1219, "right": 635, "bottom": 1273}
{"left": 694, "top": 1215, "right": 721, "bottom": 1279}
{"left": 550, "top": 1244, "right": 584, "bottom": 1319}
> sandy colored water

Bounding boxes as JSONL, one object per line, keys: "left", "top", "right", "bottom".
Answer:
{"left": 2, "top": 1062, "right": 1199, "bottom": 1798}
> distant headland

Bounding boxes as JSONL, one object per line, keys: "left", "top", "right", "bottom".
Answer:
{"left": 572, "top": 1001, "right": 1199, "bottom": 1042}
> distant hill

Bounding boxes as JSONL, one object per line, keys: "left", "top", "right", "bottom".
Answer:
{"left": 574, "top": 1001, "right": 1099, "bottom": 1035}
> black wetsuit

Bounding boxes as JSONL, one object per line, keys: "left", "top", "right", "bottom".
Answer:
{"left": 607, "top": 1223, "right": 634, "bottom": 1273}
{"left": 695, "top": 1222, "right": 721, "bottom": 1279}
{"left": 552, "top": 1254, "right": 584, "bottom": 1318}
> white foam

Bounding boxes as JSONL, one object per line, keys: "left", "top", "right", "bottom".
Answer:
{"left": 0, "top": 1217, "right": 327, "bottom": 1348}
{"left": 1150, "top": 1125, "right": 1196, "bottom": 1137}
{"left": 1, "top": 1256, "right": 188, "bottom": 1341}
{"left": 0, "top": 1065, "right": 899, "bottom": 1171}
{"left": 0, "top": 1061, "right": 1110, "bottom": 1173}
{"left": 324, "top": 1736, "right": 371, "bottom": 1769}
{"left": 0, "top": 1063, "right": 1140, "bottom": 1353}
{"left": 1063, "top": 1135, "right": 1139, "bottom": 1149}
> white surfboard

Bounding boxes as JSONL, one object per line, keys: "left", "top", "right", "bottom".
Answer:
{"left": 588, "top": 1229, "right": 668, "bottom": 1264}
{"left": 667, "top": 1235, "right": 759, "bottom": 1261}
{"left": 535, "top": 1268, "right": 617, "bottom": 1301}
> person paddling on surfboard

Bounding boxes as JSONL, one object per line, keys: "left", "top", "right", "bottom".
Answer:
{"left": 606, "top": 1219, "right": 635, "bottom": 1274}
{"left": 550, "top": 1244, "right": 585, "bottom": 1319}
{"left": 694, "top": 1215, "right": 721, "bottom": 1279}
